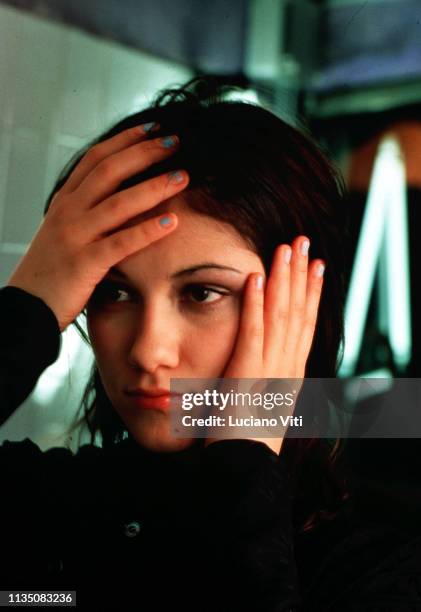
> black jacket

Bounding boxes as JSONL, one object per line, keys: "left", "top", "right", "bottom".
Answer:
{"left": 0, "top": 286, "right": 420, "bottom": 611}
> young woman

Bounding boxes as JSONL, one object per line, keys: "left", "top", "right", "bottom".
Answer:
{"left": 1, "top": 77, "right": 418, "bottom": 611}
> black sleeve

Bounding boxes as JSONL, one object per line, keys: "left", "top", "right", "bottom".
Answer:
{"left": 170, "top": 439, "right": 301, "bottom": 612}
{"left": 0, "top": 286, "right": 62, "bottom": 425}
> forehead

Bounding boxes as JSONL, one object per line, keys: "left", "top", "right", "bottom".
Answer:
{"left": 119, "top": 193, "right": 249, "bottom": 249}
{"left": 113, "top": 193, "right": 260, "bottom": 275}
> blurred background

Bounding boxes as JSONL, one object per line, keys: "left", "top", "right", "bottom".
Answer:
{"left": 0, "top": 0, "right": 420, "bottom": 450}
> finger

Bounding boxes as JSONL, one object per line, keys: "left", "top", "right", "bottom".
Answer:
{"left": 295, "top": 259, "right": 325, "bottom": 375}
{"left": 83, "top": 170, "right": 189, "bottom": 239}
{"left": 283, "top": 236, "right": 310, "bottom": 359}
{"left": 263, "top": 244, "right": 291, "bottom": 368}
{"left": 227, "top": 273, "right": 265, "bottom": 375}
{"left": 85, "top": 212, "right": 179, "bottom": 274}
{"left": 75, "top": 135, "right": 180, "bottom": 209}
{"left": 61, "top": 122, "right": 160, "bottom": 194}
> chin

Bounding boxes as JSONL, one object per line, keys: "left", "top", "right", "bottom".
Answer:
{"left": 115, "top": 404, "right": 198, "bottom": 453}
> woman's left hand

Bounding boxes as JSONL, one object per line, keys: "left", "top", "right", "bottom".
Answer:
{"left": 204, "top": 236, "right": 325, "bottom": 455}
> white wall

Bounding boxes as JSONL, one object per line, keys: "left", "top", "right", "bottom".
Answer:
{"left": 0, "top": 3, "right": 192, "bottom": 450}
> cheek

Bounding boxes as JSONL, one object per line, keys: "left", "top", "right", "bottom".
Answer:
{"left": 185, "top": 308, "right": 240, "bottom": 374}
{"left": 86, "top": 312, "right": 126, "bottom": 361}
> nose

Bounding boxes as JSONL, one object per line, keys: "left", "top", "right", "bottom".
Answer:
{"left": 127, "top": 300, "right": 180, "bottom": 374}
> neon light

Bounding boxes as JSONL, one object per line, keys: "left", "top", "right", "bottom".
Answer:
{"left": 339, "top": 136, "right": 412, "bottom": 376}
{"left": 384, "top": 140, "right": 411, "bottom": 369}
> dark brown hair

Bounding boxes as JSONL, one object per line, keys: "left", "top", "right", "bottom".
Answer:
{"left": 44, "top": 76, "right": 350, "bottom": 533}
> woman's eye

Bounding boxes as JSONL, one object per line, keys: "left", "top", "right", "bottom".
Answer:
{"left": 182, "top": 284, "right": 228, "bottom": 306}
{"left": 89, "top": 281, "right": 132, "bottom": 305}
{"left": 88, "top": 281, "right": 230, "bottom": 309}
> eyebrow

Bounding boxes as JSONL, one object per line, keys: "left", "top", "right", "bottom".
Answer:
{"left": 107, "top": 263, "right": 243, "bottom": 280}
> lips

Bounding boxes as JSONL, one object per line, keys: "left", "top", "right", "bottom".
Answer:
{"left": 125, "top": 389, "right": 182, "bottom": 410}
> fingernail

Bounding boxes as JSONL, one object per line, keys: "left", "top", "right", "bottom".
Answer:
{"left": 315, "top": 263, "right": 325, "bottom": 278}
{"left": 160, "top": 135, "right": 178, "bottom": 148}
{"left": 159, "top": 215, "right": 174, "bottom": 228}
{"left": 168, "top": 170, "right": 185, "bottom": 184}
{"left": 142, "top": 121, "right": 159, "bottom": 133}
{"left": 284, "top": 247, "right": 292, "bottom": 264}
{"left": 255, "top": 274, "right": 264, "bottom": 290}
{"left": 300, "top": 239, "right": 310, "bottom": 256}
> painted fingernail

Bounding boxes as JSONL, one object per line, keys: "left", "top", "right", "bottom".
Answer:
{"left": 284, "top": 247, "right": 292, "bottom": 264}
{"left": 160, "top": 135, "right": 178, "bottom": 148}
{"left": 255, "top": 274, "right": 264, "bottom": 290}
{"left": 142, "top": 121, "right": 159, "bottom": 133}
{"left": 300, "top": 239, "right": 310, "bottom": 256}
{"left": 315, "top": 263, "right": 325, "bottom": 278}
{"left": 168, "top": 170, "right": 185, "bottom": 184}
{"left": 159, "top": 215, "right": 174, "bottom": 228}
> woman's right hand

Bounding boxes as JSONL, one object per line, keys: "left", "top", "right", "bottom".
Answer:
{"left": 6, "top": 124, "right": 188, "bottom": 332}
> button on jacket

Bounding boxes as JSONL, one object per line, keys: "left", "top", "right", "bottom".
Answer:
{"left": 0, "top": 286, "right": 420, "bottom": 611}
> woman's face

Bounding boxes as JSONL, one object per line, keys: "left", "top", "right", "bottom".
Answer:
{"left": 87, "top": 194, "right": 265, "bottom": 453}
